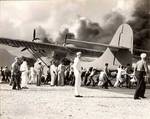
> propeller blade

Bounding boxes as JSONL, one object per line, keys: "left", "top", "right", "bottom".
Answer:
{"left": 32, "top": 29, "right": 40, "bottom": 41}
{"left": 32, "top": 29, "right": 36, "bottom": 41}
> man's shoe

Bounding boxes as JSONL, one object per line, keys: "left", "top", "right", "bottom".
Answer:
{"left": 75, "top": 95, "right": 83, "bottom": 98}
{"left": 17, "top": 88, "right": 21, "bottom": 90}
{"left": 24, "top": 87, "right": 29, "bottom": 89}
{"left": 141, "top": 96, "right": 147, "bottom": 98}
{"left": 134, "top": 97, "right": 141, "bottom": 100}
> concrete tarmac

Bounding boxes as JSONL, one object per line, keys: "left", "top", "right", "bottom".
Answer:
{"left": 1, "top": 84, "right": 150, "bottom": 119}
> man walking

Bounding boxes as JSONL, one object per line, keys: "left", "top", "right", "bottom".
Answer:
{"left": 73, "top": 52, "right": 82, "bottom": 97}
{"left": 134, "top": 53, "right": 149, "bottom": 100}
{"left": 104, "top": 63, "right": 113, "bottom": 87}
{"left": 11, "top": 57, "right": 21, "bottom": 90}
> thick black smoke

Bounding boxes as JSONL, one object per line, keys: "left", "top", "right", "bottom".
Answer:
{"left": 55, "top": 27, "right": 70, "bottom": 44}
{"left": 67, "top": 14, "right": 124, "bottom": 49}
{"left": 98, "top": 11, "right": 125, "bottom": 44}
{"left": 128, "top": 0, "right": 150, "bottom": 50}
{"left": 53, "top": 17, "right": 102, "bottom": 48}
{"left": 69, "top": 17, "right": 102, "bottom": 48}
{"left": 71, "top": 17, "right": 102, "bottom": 42}
{"left": 36, "top": 26, "right": 52, "bottom": 43}
{"left": 37, "top": 12, "right": 125, "bottom": 49}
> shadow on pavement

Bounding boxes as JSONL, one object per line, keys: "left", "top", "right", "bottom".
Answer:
{"left": 85, "top": 85, "right": 150, "bottom": 97}
{"left": 83, "top": 95, "right": 133, "bottom": 99}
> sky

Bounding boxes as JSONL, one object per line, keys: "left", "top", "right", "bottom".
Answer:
{"left": 0, "top": 0, "right": 136, "bottom": 40}
{"left": 0, "top": 0, "right": 136, "bottom": 56}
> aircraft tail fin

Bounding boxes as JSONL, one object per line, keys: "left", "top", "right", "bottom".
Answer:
{"left": 110, "top": 24, "right": 133, "bottom": 54}
{"left": 82, "top": 24, "right": 134, "bottom": 69}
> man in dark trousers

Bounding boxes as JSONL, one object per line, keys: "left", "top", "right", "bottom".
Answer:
{"left": 45, "top": 65, "right": 51, "bottom": 84}
{"left": 104, "top": 63, "right": 113, "bottom": 87}
{"left": 0, "top": 66, "right": 5, "bottom": 82}
{"left": 125, "top": 64, "right": 133, "bottom": 88}
{"left": 11, "top": 57, "right": 21, "bottom": 90}
{"left": 134, "top": 53, "right": 149, "bottom": 100}
{"left": 35, "top": 62, "right": 43, "bottom": 86}
{"left": 3, "top": 66, "right": 11, "bottom": 83}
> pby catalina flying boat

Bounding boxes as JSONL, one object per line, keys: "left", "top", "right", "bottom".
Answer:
{"left": 0, "top": 24, "right": 149, "bottom": 69}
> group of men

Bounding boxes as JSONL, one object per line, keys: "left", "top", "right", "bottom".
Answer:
{"left": 72, "top": 52, "right": 149, "bottom": 99}
{"left": 0, "top": 51, "right": 149, "bottom": 99}
{"left": 9, "top": 56, "right": 74, "bottom": 89}
{"left": 7, "top": 52, "right": 83, "bottom": 97}
{"left": 9, "top": 57, "right": 43, "bottom": 89}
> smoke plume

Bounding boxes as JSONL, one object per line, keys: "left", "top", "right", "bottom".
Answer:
{"left": 54, "top": 27, "right": 69, "bottom": 44}
{"left": 68, "top": 17, "right": 102, "bottom": 48}
{"left": 128, "top": 0, "right": 150, "bottom": 50}
{"left": 65, "top": 11, "right": 125, "bottom": 49}
{"left": 98, "top": 11, "right": 125, "bottom": 44}
{"left": 35, "top": 26, "right": 52, "bottom": 43}
{"left": 40, "top": 11, "right": 125, "bottom": 49}
{"left": 70, "top": 17, "right": 102, "bottom": 41}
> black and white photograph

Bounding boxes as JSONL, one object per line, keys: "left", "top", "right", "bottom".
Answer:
{"left": 0, "top": 0, "right": 150, "bottom": 119}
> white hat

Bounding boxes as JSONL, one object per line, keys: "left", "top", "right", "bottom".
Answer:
{"left": 140, "top": 53, "right": 147, "bottom": 59}
{"left": 76, "top": 52, "right": 82, "bottom": 56}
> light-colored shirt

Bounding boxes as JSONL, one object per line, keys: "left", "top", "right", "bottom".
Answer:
{"left": 50, "top": 64, "right": 57, "bottom": 75}
{"left": 117, "top": 68, "right": 125, "bottom": 79}
{"left": 20, "top": 61, "right": 28, "bottom": 72}
{"left": 35, "top": 64, "right": 43, "bottom": 74}
{"left": 58, "top": 64, "right": 65, "bottom": 73}
{"left": 30, "top": 67, "right": 36, "bottom": 75}
{"left": 73, "top": 57, "right": 81, "bottom": 72}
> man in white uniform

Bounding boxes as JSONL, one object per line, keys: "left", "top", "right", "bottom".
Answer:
{"left": 29, "top": 67, "right": 37, "bottom": 84}
{"left": 20, "top": 59, "right": 29, "bottom": 89}
{"left": 114, "top": 66, "right": 125, "bottom": 87}
{"left": 58, "top": 63, "right": 65, "bottom": 86}
{"left": 50, "top": 61, "right": 58, "bottom": 86}
{"left": 73, "top": 52, "right": 82, "bottom": 97}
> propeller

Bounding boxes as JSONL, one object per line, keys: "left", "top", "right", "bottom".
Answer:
{"left": 64, "top": 33, "right": 75, "bottom": 46}
{"left": 33, "top": 29, "right": 36, "bottom": 41}
{"left": 21, "top": 29, "right": 40, "bottom": 52}
{"left": 32, "top": 29, "right": 40, "bottom": 41}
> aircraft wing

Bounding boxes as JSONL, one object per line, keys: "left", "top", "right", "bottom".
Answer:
{"left": 0, "top": 37, "right": 102, "bottom": 57}
{"left": 67, "top": 39, "right": 130, "bottom": 50}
